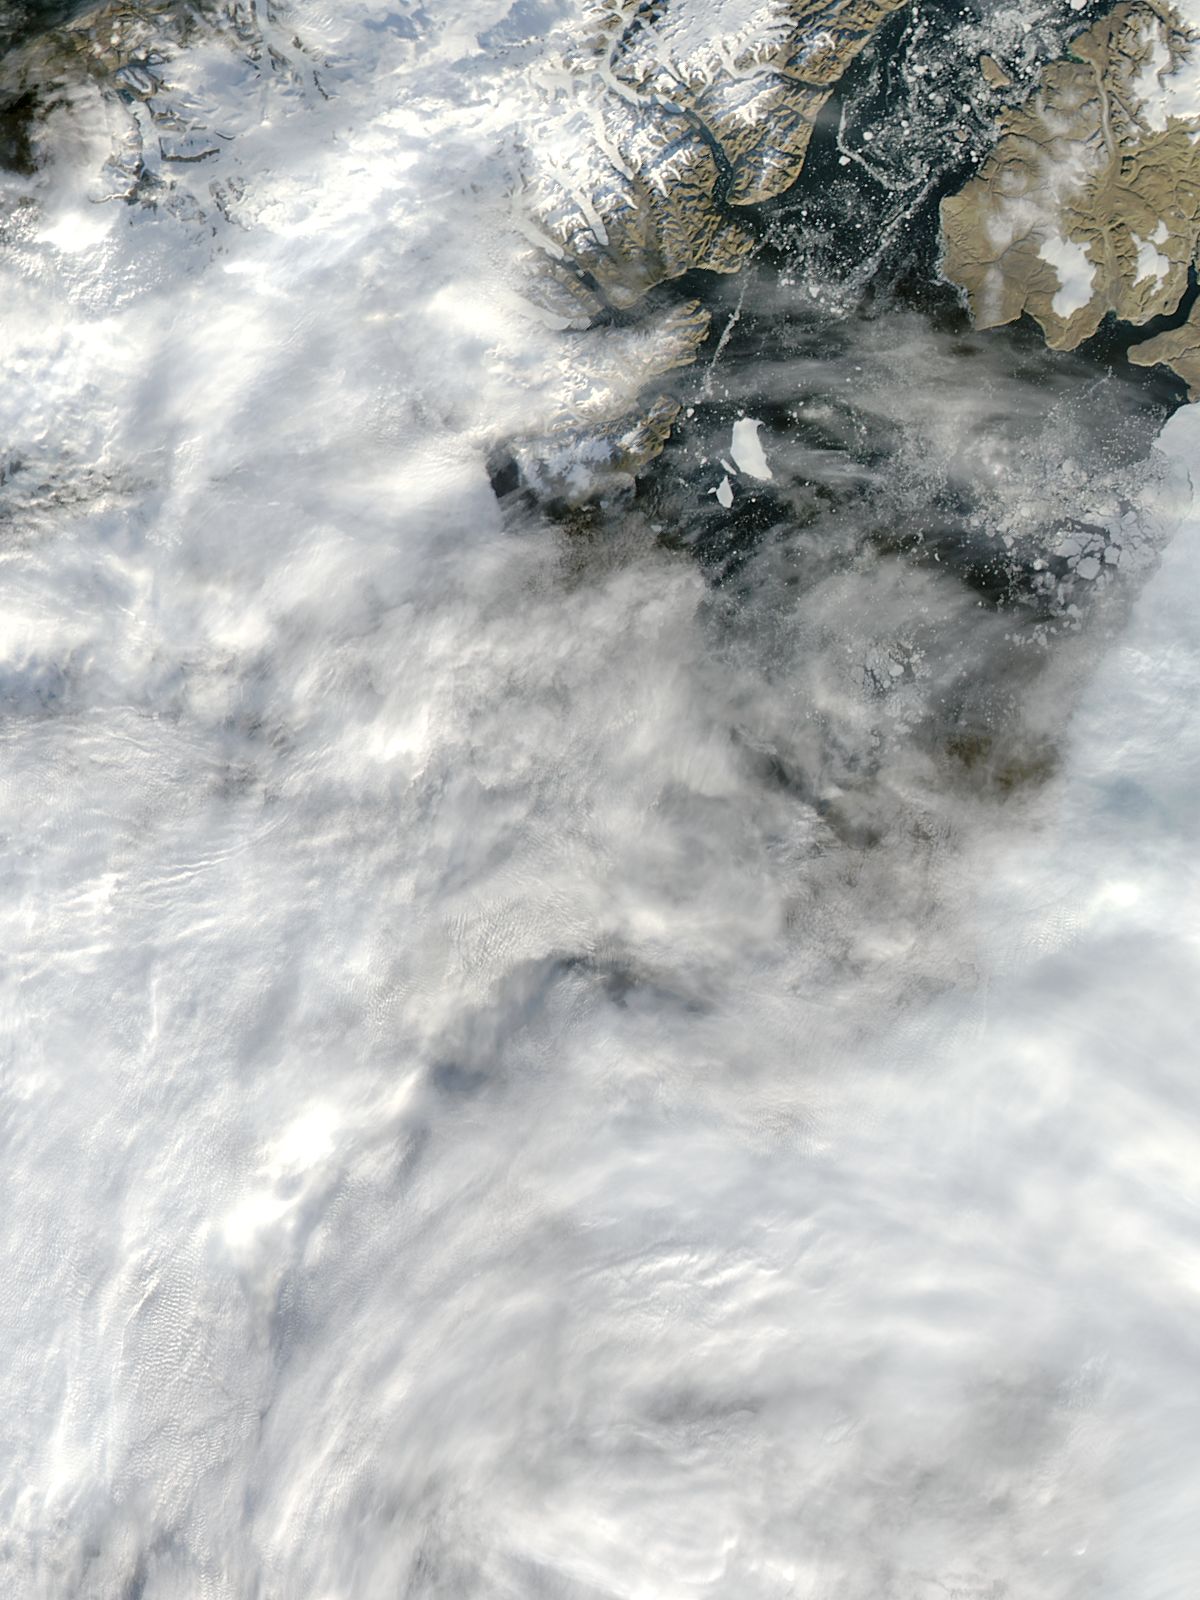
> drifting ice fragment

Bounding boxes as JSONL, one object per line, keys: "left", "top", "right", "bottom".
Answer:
{"left": 730, "top": 417, "right": 773, "bottom": 481}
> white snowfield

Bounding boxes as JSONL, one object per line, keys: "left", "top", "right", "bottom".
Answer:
{"left": 1, "top": 2, "right": 1199, "bottom": 1597}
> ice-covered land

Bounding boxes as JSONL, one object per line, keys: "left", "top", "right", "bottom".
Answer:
{"left": 941, "top": 0, "right": 1200, "bottom": 392}
{"left": 2, "top": 0, "right": 1200, "bottom": 1596}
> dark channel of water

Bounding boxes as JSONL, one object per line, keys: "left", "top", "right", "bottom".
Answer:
{"left": 490, "top": 0, "right": 1190, "bottom": 636}
{"left": 484, "top": 0, "right": 1196, "bottom": 837}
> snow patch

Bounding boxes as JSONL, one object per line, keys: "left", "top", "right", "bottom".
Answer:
{"left": 1041, "top": 232, "right": 1098, "bottom": 318}
{"left": 1132, "top": 229, "right": 1171, "bottom": 287}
